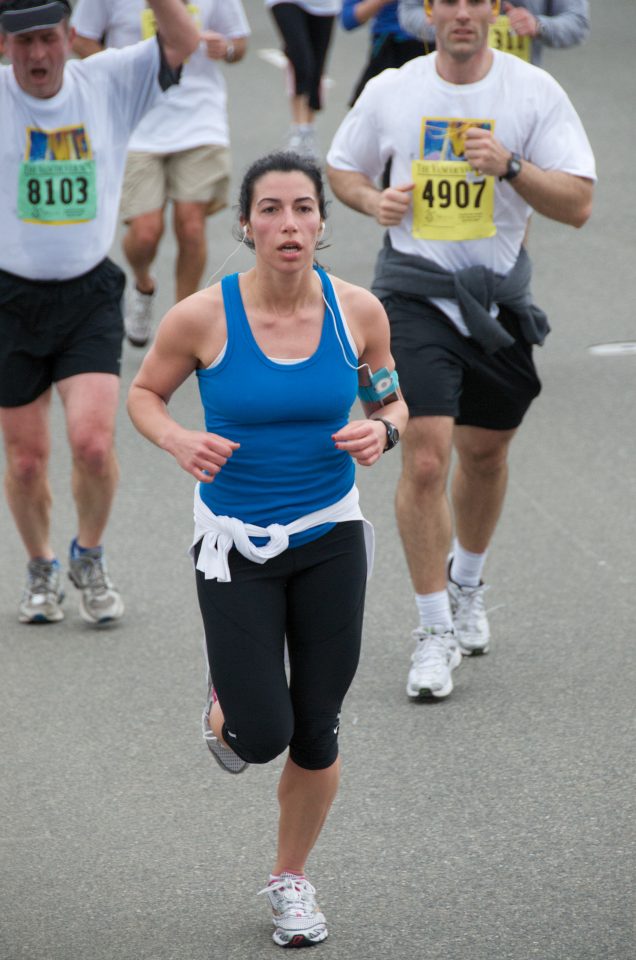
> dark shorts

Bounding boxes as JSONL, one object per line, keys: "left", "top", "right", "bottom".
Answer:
{"left": 0, "top": 258, "right": 126, "bottom": 408}
{"left": 384, "top": 294, "right": 542, "bottom": 430}
{"left": 195, "top": 521, "right": 367, "bottom": 771}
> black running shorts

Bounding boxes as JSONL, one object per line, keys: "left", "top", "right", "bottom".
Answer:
{"left": 0, "top": 258, "right": 125, "bottom": 408}
{"left": 384, "top": 294, "right": 542, "bottom": 430}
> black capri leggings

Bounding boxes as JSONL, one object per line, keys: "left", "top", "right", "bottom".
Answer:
{"left": 195, "top": 522, "right": 367, "bottom": 770}
{"left": 270, "top": 3, "right": 335, "bottom": 112}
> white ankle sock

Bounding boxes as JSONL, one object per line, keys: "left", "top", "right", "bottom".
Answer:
{"left": 450, "top": 540, "right": 487, "bottom": 587}
{"left": 415, "top": 590, "right": 453, "bottom": 632}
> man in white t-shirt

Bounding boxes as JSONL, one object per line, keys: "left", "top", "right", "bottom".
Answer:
{"left": 0, "top": 0, "right": 199, "bottom": 626}
{"left": 72, "top": 0, "right": 250, "bottom": 347}
{"left": 397, "top": 0, "right": 590, "bottom": 67}
{"left": 327, "top": 0, "right": 595, "bottom": 700}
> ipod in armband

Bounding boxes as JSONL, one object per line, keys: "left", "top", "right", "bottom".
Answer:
{"left": 358, "top": 367, "right": 400, "bottom": 404}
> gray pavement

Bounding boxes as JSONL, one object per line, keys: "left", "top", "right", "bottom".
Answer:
{"left": 1, "top": 2, "right": 634, "bottom": 958}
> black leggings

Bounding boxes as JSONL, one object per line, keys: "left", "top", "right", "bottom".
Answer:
{"left": 270, "top": 3, "right": 335, "bottom": 111}
{"left": 195, "top": 522, "right": 367, "bottom": 770}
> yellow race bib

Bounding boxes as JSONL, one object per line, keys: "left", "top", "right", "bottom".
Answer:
{"left": 412, "top": 118, "right": 496, "bottom": 242}
{"left": 141, "top": 3, "right": 200, "bottom": 39}
{"left": 488, "top": 15, "right": 531, "bottom": 61}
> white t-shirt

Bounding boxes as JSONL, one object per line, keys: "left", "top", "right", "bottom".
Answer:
{"left": 0, "top": 40, "right": 165, "bottom": 280}
{"left": 71, "top": 0, "right": 250, "bottom": 153}
{"left": 327, "top": 51, "right": 596, "bottom": 333}
{"left": 264, "top": 1, "right": 341, "bottom": 15}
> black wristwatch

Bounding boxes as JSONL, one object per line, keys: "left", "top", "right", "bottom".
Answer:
{"left": 376, "top": 418, "right": 400, "bottom": 452}
{"left": 500, "top": 151, "right": 522, "bottom": 182}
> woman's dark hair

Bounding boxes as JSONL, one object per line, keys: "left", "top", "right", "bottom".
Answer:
{"left": 235, "top": 151, "right": 328, "bottom": 248}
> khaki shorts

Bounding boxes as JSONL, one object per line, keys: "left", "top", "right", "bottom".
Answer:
{"left": 120, "top": 144, "right": 231, "bottom": 221}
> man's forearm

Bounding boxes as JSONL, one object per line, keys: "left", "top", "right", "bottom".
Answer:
{"left": 327, "top": 166, "right": 382, "bottom": 218}
{"left": 146, "top": 0, "right": 200, "bottom": 67}
{"left": 72, "top": 35, "right": 104, "bottom": 59}
{"left": 512, "top": 164, "right": 593, "bottom": 228}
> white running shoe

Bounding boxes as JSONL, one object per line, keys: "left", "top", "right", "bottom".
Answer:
{"left": 201, "top": 677, "right": 249, "bottom": 775}
{"left": 448, "top": 577, "right": 491, "bottom": 656}
{"left": 284, "top": 126, "right": 319, "bottom": 160}
{"left": 124, "top": 284, "right": 155, "bottom": 347}
{"left": 19, "top": 558, "right": 65, "bottom": 624}
{"left": 259, "top": 873, "right": 328, "bottom": 948}
{"left": 406, "top": 626, "right": 461, "bottom": 700}
{"left": 68, "top": 545, "right": 124, "bottom": 625}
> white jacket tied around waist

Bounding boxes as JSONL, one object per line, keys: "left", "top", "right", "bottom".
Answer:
{"left": 190, "top": 484, "right": 375, "bottom": 582}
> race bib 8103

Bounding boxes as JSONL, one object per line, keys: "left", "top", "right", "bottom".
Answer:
{"left": 18, "top": 125, "right": 96, "bottom": 225}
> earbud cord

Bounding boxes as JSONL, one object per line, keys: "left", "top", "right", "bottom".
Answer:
{"left": 321, "top": 292, "right": 371, "bottom": 379}
{"left": 204, "top": 233, "right": 247, "bottom": 287}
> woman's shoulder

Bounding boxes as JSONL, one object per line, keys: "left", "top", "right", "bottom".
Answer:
{"left": 328, "top": 274, "right": 385, "bottom": 318}
{"left": 156, "top": 281, "right": 228, "bottom": 359}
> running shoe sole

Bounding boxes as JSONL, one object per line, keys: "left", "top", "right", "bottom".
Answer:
{"left": 458, "top": 640, "right": 490, "bottom": 657}
{"left": 126, "top": 334, "right": 150, "bottom": 348}
{"left": 201, "top": 696, "right": 249, "bottom": 775}
{"left": 19, "top": 606, "right": 65, "bottom": 624}
{"left": 272, "top": 926, "right": 328, "bottom": 948}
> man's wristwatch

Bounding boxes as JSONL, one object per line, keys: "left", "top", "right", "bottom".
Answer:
{"left": 225, "top": 40, "right": 236, "bottom": 63}
{"left": 500, "top": 151, "right": 522, "bottom": 182}
{"left": 376, "top": 418, "right": 400, "bottom": 452}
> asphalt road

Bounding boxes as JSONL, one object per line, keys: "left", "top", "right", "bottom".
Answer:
{"left": 1, "top": 2, "right": 634, "bottom": 958}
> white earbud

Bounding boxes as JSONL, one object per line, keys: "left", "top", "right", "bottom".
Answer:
{"left": 242, "top": 225, "right": 248, "bottom": 239}
{"left": 318, "top": 223, "right": 325, "bottom": 238}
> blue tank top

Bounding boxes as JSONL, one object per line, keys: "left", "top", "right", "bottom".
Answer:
{"left": 196, "top": 267, "right": 358, "bottom": 547}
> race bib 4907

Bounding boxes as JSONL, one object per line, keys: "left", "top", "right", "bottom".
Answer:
{"left": 412, "top": 117, "right": 496, "bottom": 242}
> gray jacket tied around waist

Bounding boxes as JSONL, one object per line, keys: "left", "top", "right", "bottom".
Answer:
{"left": 371, "top": 235, "right": 550, "bottom": 355}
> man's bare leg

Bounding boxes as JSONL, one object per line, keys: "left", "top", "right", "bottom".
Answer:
{"left": 173, "top": 200, "right": 208, "bottom": 301}
{"left": 57, "top": 372, "right": 120, "bottom": 548}
{"left": 1, "top": 389, "right": 54, "bottom": 559}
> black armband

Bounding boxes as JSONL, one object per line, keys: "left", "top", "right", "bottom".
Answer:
{"left": 156, "top": 34, "right": 183, "bottom": 92}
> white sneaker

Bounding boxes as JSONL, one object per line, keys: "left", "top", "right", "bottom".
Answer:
{"left": 448, "top": 577, "right": 491, "bottom": 655}
{"left": 19, "top": 558, "right": 65, "bottom": 624}
{"left": 284, "top": 126, "right": 319, "bottom": 159}
{"left": 406, "top": 626, "right": 461, "bottom": 700}
{"left": 124, "top": 283, "right": 155, "bottom": 347}
{"left": 259, "top": 873, "right": 328, "bottom": 948}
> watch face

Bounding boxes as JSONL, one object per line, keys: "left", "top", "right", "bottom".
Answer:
{"left": 507, "top": 154, "right": 522, "bottom": 179}
{"left": 378, "top": 418, "right": 399, "bottom": 451}
{"left": 385, "top": 422, "right": 399, "bottom": 449}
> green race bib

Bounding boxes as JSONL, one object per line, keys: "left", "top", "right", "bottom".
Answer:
{"left": 18, "top": 158, "right": 96, "bottom": 224}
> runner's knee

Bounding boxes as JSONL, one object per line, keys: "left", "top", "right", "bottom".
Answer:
{"left": 5, "top": 444, "right": 48, "bottom": 485}
{"left": 227, "top": 718, "right": 293, "bottom": 765}
{"left": 289, "top": 716, "right": 340, "bottom": 771}
{"left": 70, "top": 432, "right": 114, "bottom": 474}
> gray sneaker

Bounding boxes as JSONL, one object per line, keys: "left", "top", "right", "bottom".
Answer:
{"left": 68, "top": 547, "right": 124, "bottom": 625}
{"left": 201, "top": 675, "right": 249, "bottom": 775}
{"left": 19, "top": 558, "right": 65, "bottom": 623}
{"left": 124, "top": 284, "right": 155, "bottom": 347}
